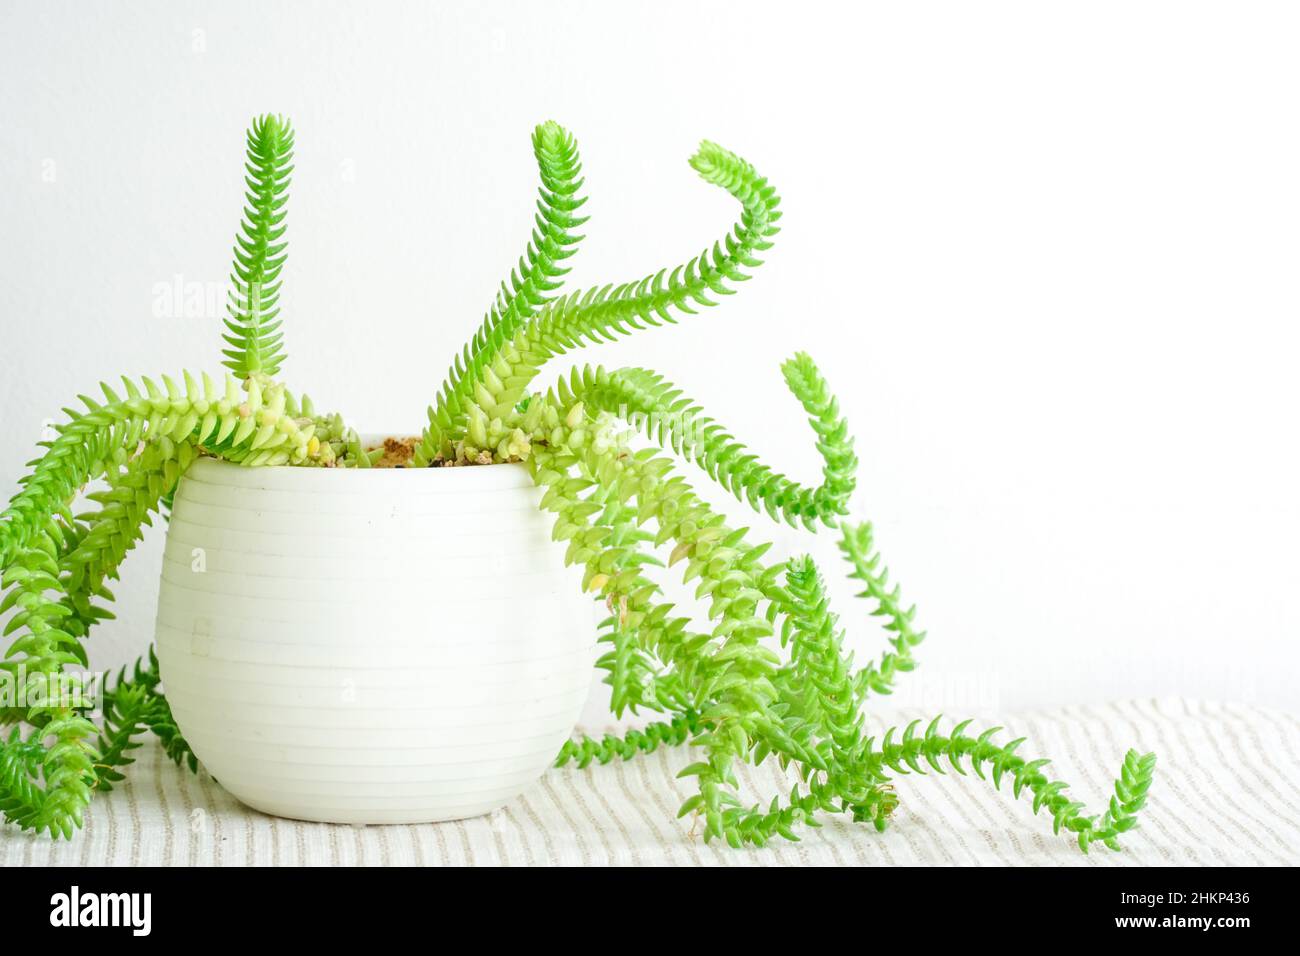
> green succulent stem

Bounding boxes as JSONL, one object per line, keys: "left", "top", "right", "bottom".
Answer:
{"left": 560, "top": 358, "right": 857, "bottom": 529}
{"left": 417, "top": 121, "right": 588, "bottom": 464}
{"left": 863, "top": 717, "right": 1157, "bottom": 853}
{"left": 96, "top": 649, "right": 197, "bottom": 787}
{"left": 556, "top": 715, "right": 698, "bottom": 769}
{"left": 223, "top": 114, "right": 294, "bottom": 380}
{"left": 836, "top": 519, "right": 925, "bottom": 699}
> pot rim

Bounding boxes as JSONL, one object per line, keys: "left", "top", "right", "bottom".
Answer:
{"left": 183, "top": 452, "right": 534, "bottom": 492}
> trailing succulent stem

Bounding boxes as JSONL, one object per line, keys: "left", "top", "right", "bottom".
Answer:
{"left": 0, "top": 115, "right": 1156, "bottom": 851}
{"left": 561, "top": 356, "right": 857, "bottom": 529}
{"left": 837, "top": 519, "right": 925, "bottom": 699}
{"left": 95, "top": 648, "right": 197, "bottom": 788}
{"left": 557, "top": 715, "right": 697, "bottom": 768}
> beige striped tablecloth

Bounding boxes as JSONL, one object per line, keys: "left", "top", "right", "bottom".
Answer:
{"left": 5, "top": 698, "right": 1297, "bottom": 866}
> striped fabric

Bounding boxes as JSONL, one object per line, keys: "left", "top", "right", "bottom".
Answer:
{"left": 5, "top": 698, "right": 1297, "bottom": 866}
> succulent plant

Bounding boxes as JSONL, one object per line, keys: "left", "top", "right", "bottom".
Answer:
{"left": 0, "top": 116, "right": 1154, "bottom": 849}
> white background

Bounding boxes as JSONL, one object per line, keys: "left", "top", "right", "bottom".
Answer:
{"left": 1, "top": 0, "right": 1296, "bottom": 715}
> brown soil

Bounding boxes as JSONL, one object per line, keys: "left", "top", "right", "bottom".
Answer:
{"left": 370, "top": 436, "right": 419, "bottom": 468}
{"left": 365, "top": 437, "right": 501, "bottom": 468}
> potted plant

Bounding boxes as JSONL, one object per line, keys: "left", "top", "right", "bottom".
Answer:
{"left": 0, "top": 116, "right": 1155, "bottom": 850}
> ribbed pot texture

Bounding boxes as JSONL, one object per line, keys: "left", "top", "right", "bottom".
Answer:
{"left": 155, "top": 456, "right": 596, "bottom": 824}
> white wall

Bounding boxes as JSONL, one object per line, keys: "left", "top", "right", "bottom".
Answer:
{"left": 1, "top": 0, "right": 1296, "bottom": 714}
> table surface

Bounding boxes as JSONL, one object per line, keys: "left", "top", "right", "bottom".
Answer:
{"left": 5, "top": 698, "right": 1297, "bottom": 866}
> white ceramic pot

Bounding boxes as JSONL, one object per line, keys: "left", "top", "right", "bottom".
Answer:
{"left": 154, "top": 455, "right": 596, "bottom": 824}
